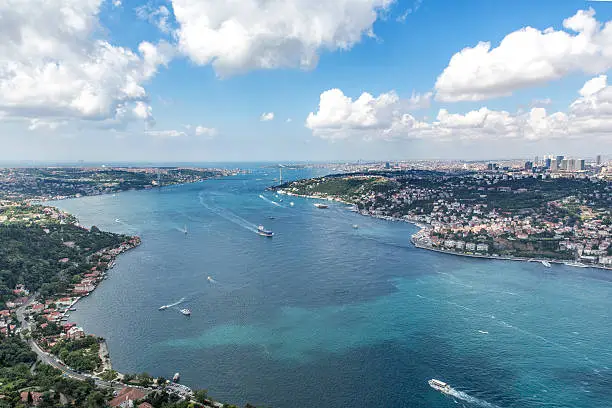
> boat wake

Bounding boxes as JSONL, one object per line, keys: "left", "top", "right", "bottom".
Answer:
{"left": 444, "top": 387, "right": 501, "bottom": 408}
{"left": 207, "top": 276, "right": 217, "bottom": 284}
{"left": 199, "top": 196, "right": 260, "bottom": 234}
{"left": 160, "top": 297, "right": 185, "bottom": 309}
{"left": 259, "top": 194, "right": 283, "bottom": 207}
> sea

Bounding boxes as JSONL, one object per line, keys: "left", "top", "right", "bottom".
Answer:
{"left": 50, "top": 165, "right": 612, "bottom": 408}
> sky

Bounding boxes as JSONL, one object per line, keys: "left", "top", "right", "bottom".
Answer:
{"left": 1, "top": 0, "right": 612, "bottom": 162}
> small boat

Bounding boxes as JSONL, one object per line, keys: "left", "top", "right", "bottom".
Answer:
{"left": 428, "top": 379, "right": 452, "bottom": 394}
{"left": 180, "top": 308, "right": 191, "bottom": 316}
{"left": 541, "top": 260, "right": 552, "bottom": 267}
{"left": 314, "top": 203, "right": 328, "bottom": 209}
{"left": 564, "top": 261, "right": 588, "bottom": 268}
{"left": 173, "top": 372, "right": 180, "bottom": 382}
{"left": 352, "top": 224, "right": 359, "bottom": 229}
{"left": 69, "top": 307, "right": 77, "bottom": 311}
{"left": 289, "top": 202, "right": 294, "bottom": 206}
{"left": 207, "top": 276, "right": 214, "bottom": 283}
{"left": 159, "top": 305, "right": 169, "bottom": 310}
{"left": 257, "top": 225, "right": 274, "bottom": 237}
{"left": 184, "top": 225, "right": 188, "bottom": 235}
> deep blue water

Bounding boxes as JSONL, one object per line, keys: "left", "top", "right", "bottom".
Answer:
{"left": 51, "top": 167, "right": 612, "bottom": 408}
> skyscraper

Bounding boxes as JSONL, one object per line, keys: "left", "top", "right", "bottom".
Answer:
{"left": 556, "top": 155, "right": 564, "bottom": 169}
{"left": 545, "top": 157, "right": 552, "bottom": 169}
{"left": 579, "top": 159, "right": 585, "bottom": 171}
{"left": 596, "top": 155, "right": 602, "bottom": 165}
{"left": 525, "top": 161, "right": 533, "bottom": 170}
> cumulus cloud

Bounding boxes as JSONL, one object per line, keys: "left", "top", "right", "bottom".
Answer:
{"left": 305, "top": 89, "right": 431, "bottom": 139}
{"left": 136, "top": 3, "right": 173, "bottom": 33}
{"left": 435, "top": 8, "right": 612, "bottom": 101}
{"left": 260, "top": 112, "right": 275, "bottom": 121}
{"left": 307, "top": 76, "right": 612, "bottom": 141}
{"left": 194, "top": 125, "right": 217, "bottom": 137}
{"left": 170, "top": 0, "right": 394, "bottom": 76}
{"left": 0, "top": 0, "right": 172, "bottom": 129}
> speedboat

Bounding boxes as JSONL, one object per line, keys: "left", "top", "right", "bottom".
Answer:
{"left": 541, "top": 260, "right": 552, "bottom": 267}
{"left": 180, "top": 308, "right": 191, "bottom": 316}
{"left": 257, "top": 225, "right": 274, "bottom": 237}
{"left": 159, "top": 305, "right": 169, "bottom": 310}
{"left": 428, "top": 379, "right": 452, "bottom": 394}
{"left": 314, "top": 203, "right": 328, "bottom": 209}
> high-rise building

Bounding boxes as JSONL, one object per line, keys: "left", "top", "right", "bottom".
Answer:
{"left": 579, "top": 159, "right": 585, "bottom": 171}
{"left": 524, "top": 161, "right": 533, "bottom": 170}
{"left": 545, "top": 157, "right": 552, "bottom": 169}
{"left": 487, "top": 163, "right": 498, "bottom": 171}
{"left": 534, "top": 156, "right": 539, "bottom": 166}
{"left": 560, "top": 159, "right": 568, "bottom": 171}
{"left": 556, "top": 155, "right": 564, "bottom": 169}
{"left": 596, "top": 155, "right": 602, "bottom": 165}
{"left": 568, "top": 159, "right": 576, "bottom": 172}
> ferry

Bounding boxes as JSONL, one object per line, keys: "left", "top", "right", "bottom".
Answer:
{"left": 540, "top": 260, "right": 552, "bottom": 267}
{"left": 428, "top": 379, "right": 452, "bottom": 394}
{"left": 180, "top": 308, "right": 191, "bottom": 316}
{"left": 564, "top": 261, "right": 589, "bottom": 268}
{"left": 159, "top": 305, "right": 169, "bottom": 310}
{"left": 314, "top": 203, "right": 328, "bottom": 209}
{"left": 257, "top": 225, "right": 274, "bottom": 237}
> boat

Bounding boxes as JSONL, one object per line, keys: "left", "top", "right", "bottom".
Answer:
{"left": 314, "top": 203, "right": 328, "bottom": 209}
{"left": 159, "top": 305, "right": 169, "bottom": 310}
{"left": 69, "top": 307, "right": 77, "bottom": 311}
{"left": 564, "top": 261, "right": 589, "bottom": 268}
{"left": 180, "top": 308, "right": 191, "bottom": 316}
{"left": 428, "top": 379, "right": 452, "bottom": 394}
{"left": 289, "top": 202, "right": 294, "bottom": 206}
{"left": 541, "top": 260, "right": 552, "bottom": 267}
{"left": 257, "top": 225, "right": 274, "bottom": 237}
{"left": 173, "top": 372, "right": 180, "bottom": 382}
{"left": 352, "top": 224, "right": 359, "bottom": 229}
{"left": 184, "top": 225, "right": 187, "bottom": 235}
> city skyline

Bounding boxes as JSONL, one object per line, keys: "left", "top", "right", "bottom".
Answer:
{"left": 2, "top": 0, "right": 612, "bottom": 161}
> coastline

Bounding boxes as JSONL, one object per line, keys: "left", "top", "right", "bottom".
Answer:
{"left": 277, "top": 189, "right": 612, "bottom": 272}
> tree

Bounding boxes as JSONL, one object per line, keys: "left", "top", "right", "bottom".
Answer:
{"left": 156, "top": 376, "right": 167, "bottom": 387}
{"left": 193, "top": 389, "right": 208, "bottom": 404}
{"left": 100, "top": 369, "right": 118, "bottom": 381}
{"left": 86, "top": 391, "right": 106, "bottom": 408}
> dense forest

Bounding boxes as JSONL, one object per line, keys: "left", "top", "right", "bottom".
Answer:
{"left": 0, "top": 218, "right": 128, "bottom": 304}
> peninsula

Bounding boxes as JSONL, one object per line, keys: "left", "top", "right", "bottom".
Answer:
{"left": 274, "top": 169, "right": 612, "bottom": 268}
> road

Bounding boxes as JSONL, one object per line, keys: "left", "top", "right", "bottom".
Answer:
{"left": 15, "top": 296, "right": 123, "bottom": 391}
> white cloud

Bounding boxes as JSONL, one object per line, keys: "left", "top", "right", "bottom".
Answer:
{"left": 435, "top": 8, "right": 612, "bottom": 102}
{"left": 136, "top": 3, "right": 173, "bottom": 33}
{"left": 307, "top": 76, "right": 612, "bottom": 141}
{"left": 194, "top": 125, "right": 217, "bottom": 137}
{"left": 286, "top": 118, "right": 293, "bottom": 123}
{"left": 145, "top": 129, "right": 187, "bottom": 138}
{"left": 305, "top": 89, "right": 431, "bottom": 139}
{"left": 28, "top": 118, "right": 67, "bottom": 131}
{"left": 260, "top": 112, "right": 275, "bottom": 121}
{"left": 170, "top": 0, "right": 395, "bottom": 76}
{"left": 112, "top": 0, "right": 121, "bottom": 6}
{"left": 0, "top": 0, "right": 172, "bottom": 129}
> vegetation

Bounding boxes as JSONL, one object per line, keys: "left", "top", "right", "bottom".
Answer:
{"left": 50, "top": 337, "right": 102, "bottom": 373}
{"left": 0, "top": 204, "right": 129, "bottom": 304}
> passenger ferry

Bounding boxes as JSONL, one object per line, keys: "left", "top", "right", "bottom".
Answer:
{"left": 314, "top": 203, "right": 328, "bottom": 209}
{"left": 257, "top": 225, "right": 274, "bottom": 237}
{"left": 428, "top": 379, "right": 452, "bottom": 394}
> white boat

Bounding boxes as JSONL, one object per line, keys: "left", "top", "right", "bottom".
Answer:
{"left": 352, "top": 224, "right": 359, "bottom": 229}
{"left": 257, "top": 225, "right": 274, "bottom": 237}
{"left": 541, "top": 260, "right": 552, "bottom": 267}
{"left": 159, "top": 305, "right": 169, "bottom": 310}
{"left": 180, "top": 308, "right": 191, "bottom": 316}
{"left": 428, "top": 379, "right": 452, "bottom": 394}
{"left": 173, "top": 372, "right": 180, "bottom": 382}
{"left": 314, "top": 203, "right": 328, "bottom": 209}
{"left": 289, "top": 202, "right": 295, "bottom": 206}
{"left": 564, "top": 261, "right": 588, "bottom": 268}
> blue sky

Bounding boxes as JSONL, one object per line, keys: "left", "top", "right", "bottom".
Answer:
{"left": 1, "top": 0, "right": 611, "bottom": 162}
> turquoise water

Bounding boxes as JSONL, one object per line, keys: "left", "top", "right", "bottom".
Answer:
{"left": 52, "top": 168, "right": 612, "bottom": 408}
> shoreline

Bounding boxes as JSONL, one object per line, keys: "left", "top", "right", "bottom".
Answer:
{"left": 277, "top": 189, "right": 612, "bottom": 272}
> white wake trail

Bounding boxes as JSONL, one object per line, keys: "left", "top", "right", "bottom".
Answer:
{"left": 445, "top": 387, "right": 502, "bottom": 408}
{"left": 259, "top": 194, "right": 283, "bottom": 207}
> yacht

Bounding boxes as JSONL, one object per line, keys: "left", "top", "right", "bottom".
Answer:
{"left": 314, "top": 203, "right": 328, "bottom": 209}
{"left": 428, "top": 379, "right": 452, "bottom": 394}
{"left": 180, "top": 308, "right": 191, "bottom": 316}
{"left": 541, "top": 260, "right": 552, "bottom": 267}
{"left": 173, "top": 372, "right": 180, "bottom": 382}
{"left": 257, "top": 225, "right": 274, "bottom": 237}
